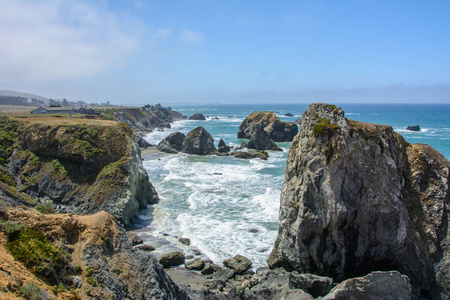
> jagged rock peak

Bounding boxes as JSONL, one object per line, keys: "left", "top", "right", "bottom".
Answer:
{"left": 181, "top": 126, "right": 216, "bottom": 155}
{"left": 268, "top": 103, "right": 450, "bottom": 299}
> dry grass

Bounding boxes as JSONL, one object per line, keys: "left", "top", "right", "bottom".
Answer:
{"left": 11, "top": 116, "right": 117, "bottom": 126}
{"left": 0, "top": 105, "right": 37, "bottom": 115}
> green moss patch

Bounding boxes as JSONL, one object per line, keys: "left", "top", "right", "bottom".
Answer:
{"left": 313, "top": 118, "right": 340, "bottom": 137}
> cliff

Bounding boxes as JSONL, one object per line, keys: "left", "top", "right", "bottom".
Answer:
{"left": 0, "top": 208, "right": 195, "bottom": 299}
{"left": 102, "top": 106, "right": 186, "bottom": 138}
{"left": 0, "top": 116, "right": 158, "bottom": 225}
{"left": 268, "top": 103, "right": 450, "bottom": 299}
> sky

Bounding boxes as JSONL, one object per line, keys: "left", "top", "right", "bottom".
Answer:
{"left": 0, "top": 0, "right": 449, "bottom": 105}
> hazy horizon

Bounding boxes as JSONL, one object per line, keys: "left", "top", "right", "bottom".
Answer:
{"left": 0, "top": 0, "right": 449, "bottom": 105}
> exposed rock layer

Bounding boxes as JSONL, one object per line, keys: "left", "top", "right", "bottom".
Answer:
{"left": 268, "top": 103, "right": 450, "bottom": 299}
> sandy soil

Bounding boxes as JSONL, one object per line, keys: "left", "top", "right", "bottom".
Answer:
{"left": 141, "top": 147, "right": 160, "bottom": 156}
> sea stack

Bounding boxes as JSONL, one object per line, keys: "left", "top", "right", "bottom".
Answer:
{"left": 268, "top": 103, "right": 450, "bottom": 299}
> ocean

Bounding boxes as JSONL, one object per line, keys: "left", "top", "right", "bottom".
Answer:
{"left": 129, "top": 103, "right": 450, "bottom": 269}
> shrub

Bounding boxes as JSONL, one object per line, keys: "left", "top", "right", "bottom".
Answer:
{"left": 18, "top": 282, "right": 51, "bottom": 300}
{"left": 35, "top": 201, "right": 55, "bottom": 214}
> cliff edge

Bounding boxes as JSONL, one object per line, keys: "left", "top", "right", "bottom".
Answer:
{"left": 268, "top": 103, "right": 450, "bottom": 299}
{"left": 0, "top": 116, "right": 158, "bottom": 225}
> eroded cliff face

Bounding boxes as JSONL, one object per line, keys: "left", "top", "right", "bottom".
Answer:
{"left": 268, "top": 103, "right": 450, "bottom": 298}
{"left": 0, "top": 118, "right": 158, "bottom": 225}
{"left": 0, "top": 208, "right": 190, "bottom": 299}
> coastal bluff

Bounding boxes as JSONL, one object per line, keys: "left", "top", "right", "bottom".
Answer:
{"left": 268, "top": 103, "right": 450, "bottom": 299}
{"left": 0, "top": 116, "right": 158, "bottom": 225}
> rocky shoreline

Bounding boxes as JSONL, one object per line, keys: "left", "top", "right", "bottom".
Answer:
{"left": 1, "top": 104, "right": 449, "bottom": 299}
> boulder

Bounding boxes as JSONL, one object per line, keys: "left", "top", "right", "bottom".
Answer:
{"left": 217, "top": 139, "right": 231, "bottom": 153}
{"left": 323, "top": 271, "right": 412, "bottom": 300}
{"left": 185, "top": 258, "right": 205, "bottom": 271}
{"left": 158, "top": 251, "right": 185, "bottom": 268}
{"left": 179, "top": 237, "right": 190, "bottom": 246}
{"left": 189, "top": 113, "right": 206, "bottom": 120}
{"left": 201, "top": 263, "right": 220, "bottom": 275}
{"left": 230, "top": 150, "right": 269, "bottom": 160}
{"left": 130, "top": 235, "right": 143, "bottom": 245}
{"left": 224, "top": 255, "right": 252, "bottom": 274}
{"left": 246, "top": 124, "right": 282, "bottom": 151}
{"left": 406, "top": 125, "right": 421, "bottom": 131}
{"left": 268, "top": 103, "right": 450, "bottom": 298}
{"left": 285, "top": 113, "right": 294, "bottom": 117}
{"left": 181, "top": 126, "right": 216, "bottom": 155}
{"left": 238, "top": 111, "right": 298, "bottom": 142}
{"left": 157, "top": 132, "right": 185, "bottom": 153}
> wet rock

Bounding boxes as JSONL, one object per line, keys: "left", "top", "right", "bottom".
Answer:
{"left": 179, "top": 237, "right": 190, "bottom": 246}
{"left": 130, "top": 236, "right": 143, "bottom": 245}
{"left": 185, "top": 258, "right": 205, "bottom": 271}
{"left": 285, "top": 113, "right": 293, "bottom": 117}
{"left": 136, "top": 244, "right": 155, "bottom": 252}
{"left": 158, "top": 251, "right": 185, "bottom": 268}
{"left": 157, "top": 132, "right": 185, "bottom": 153}
{"left": 406, "top": 125, "right": 420, "bottom": 131}
{"left": 189, "top": 113, "right": 206, "bottom": 120}
{"left": 323, "top": 271, "right": 411, "bottom": 300}
{"left": 223, "top": 255, "right": 252, "bottom": 274}
{"left": 181, "top": 126, "right": 216, "bottom": 155}
{"left": 230, "top": 150, "right": 269, "bottom": 160}
{"left": 217, "top": 138, "right": 231, "bottom": 153}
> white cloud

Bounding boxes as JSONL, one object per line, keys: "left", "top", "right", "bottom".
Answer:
{"left": 0, "top": 0, "right": 141, "bottom": 82}
{"left": 179, "top": 30, "right": 205, "bottom": 44}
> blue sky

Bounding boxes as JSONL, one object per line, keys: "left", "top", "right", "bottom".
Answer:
{"left": 0, "top": 0, "right": 449, "bottom": 105}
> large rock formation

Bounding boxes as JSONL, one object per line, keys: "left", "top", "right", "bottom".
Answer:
{"left": 237, "top": 111, "right": 298, "bottom": 142}
{"left": 246, "top": 124, "right": 282, "bottom": 151}
{"left": 0, "top": 118, "right": 158, "bottom": 225}
{"left": 157, "top": 131, "right": 186, "bottom": 153}
{"left": 268, "top": 103, "right": 450, "bottom": 299}
{"left": 181, "top": 126, "right": 216, "bottom": 155}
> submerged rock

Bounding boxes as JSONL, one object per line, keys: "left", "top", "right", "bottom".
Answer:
{"left": 268, "top": 103, "right": 450, "bottom": 298}
{"left": 181, "top": 126, "right": 216, "bottom": 155}
{"left": 238, "top": 111, "right": 298, "bottom": 142}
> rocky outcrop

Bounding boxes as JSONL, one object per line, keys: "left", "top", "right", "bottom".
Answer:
{"left": 230, "top": 150, "right": 269, "bottom": 160}
{"left": 237, "top": 111, "right": 298, "bottom": 142}
{"left": 0, "top": 208, "right": 197, "bottom": 299}
{"left": 158, "top": 251, "right": 186, "bottom": 268}
{"left": 246, "top": 124, "right": 282, "bottom": 151}
{"left": 110, "top": 106, "right": 185, "bottom": 138}
{"left": 223, "top": 255, "right": 252, "bottom": 274}
{"left": 323, "top": 271, "right": 411, "bottom": 300}
{"left": 1, "top": 118, "right": 158, "bottom": 225}
{"left": 189, "top": 113, "right": 206, "bottom": 120}
{"left": 181, "top": 126, "right": 216, "bottom": 155}
{"left": 217, "top": 139, "right": 231, "bottom": 153}
{"left": 406, "top": 125, "right": 421, "bottom": 131}
{"left": 268, "top": 103, "right": 450, "bottom": 298}
{"left": 157, "top": 131, "right": 186, "bottom": 153}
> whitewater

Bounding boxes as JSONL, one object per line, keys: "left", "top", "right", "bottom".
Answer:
{"left": 130, "top": 103, "right": 450, "bottom": 269}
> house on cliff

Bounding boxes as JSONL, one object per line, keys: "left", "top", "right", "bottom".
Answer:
{"left": 32, "top": 106, "right": 96, "bottom": 114}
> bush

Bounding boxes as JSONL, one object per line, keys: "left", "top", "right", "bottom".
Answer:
{"left": 18, "top": 282, "right": 51, "bottom": 300}
{"left": 35, "top": 201, "right": 55, "bottom": 214}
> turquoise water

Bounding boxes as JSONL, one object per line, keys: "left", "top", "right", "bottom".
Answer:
{"left": 134, "top": 103, "right": 450, "bottom": 269}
